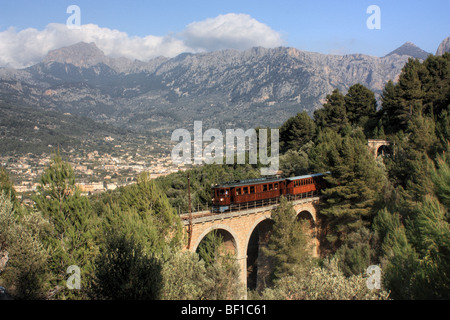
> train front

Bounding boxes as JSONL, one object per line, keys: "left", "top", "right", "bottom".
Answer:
{"left": 212, "top": 185, "right": 231, "bottom": 213}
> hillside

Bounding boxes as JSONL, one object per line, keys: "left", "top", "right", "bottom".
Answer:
{"left": 0, "top": 101, "right": 132, "bottom": 155}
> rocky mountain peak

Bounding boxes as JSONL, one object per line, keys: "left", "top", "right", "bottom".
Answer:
{"left": 436, "top": 36, "right": 450, "bottom": 56}
{"left": 43, "top": 42, "right": 109, "bottom": 68}
{"left": 385, "top": 41, "right": 431, "bottom": 60}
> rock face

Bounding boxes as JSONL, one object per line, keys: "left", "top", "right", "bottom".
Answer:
{"left": 436, "top": 37, "right": 450, "bottom": 56}
{"left": 385, "top": 42, "right": 431, "bottom": 60}
{"left": 43, "top": 42, "right": 108, "bottom": 67}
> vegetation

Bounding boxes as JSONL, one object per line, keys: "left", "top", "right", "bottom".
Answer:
{"left": 261, "top": 197, "right": 312, "bottom": 282}
{"left": 0, "top": 53, "right": 449, "bottom": 300}
{"left": 271, "top": 53, "right": 450, "bottom": 300}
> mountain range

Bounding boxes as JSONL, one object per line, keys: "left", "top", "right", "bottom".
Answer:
{"left": 0, "top": 37, "right": 449, "bottom": 154}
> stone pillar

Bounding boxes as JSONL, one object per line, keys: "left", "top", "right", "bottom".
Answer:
{"left": 236, "top": 254, "right": 248, "bottom": 300}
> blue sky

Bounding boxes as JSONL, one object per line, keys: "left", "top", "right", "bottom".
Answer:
{"left": 0, "top": 0, "right": 449, "bottom": 67}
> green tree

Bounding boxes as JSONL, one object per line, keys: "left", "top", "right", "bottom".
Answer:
{"left": 310, "top": 130, "right": 385, "bottom": 246}
{"left": 92, "top": 232, "right": 162, "bottom": 300}
{"left": 194, "top": 231, "right": 244, "bottom": 300}
{"left": 0, "top": 192, "right": 51, "bottom": 299}
{"left": 259, "top": 258, "right": 389, "bottom": 300}
{"left": 380, "top": 80, "right": 402, "bottom": 134}
{"left": 197, "top": 230, "right": 226, "bottom": 267}
{"left": 429, "top": 152, "right": 450, "bottom": 209}
{"left": 279, "top": 111, "right": 316, "bottom": 153}
{"left": 373, "top": 207, "right": 419, "bottom": 300}
{"left": 263, "top": 197, "right": 311, "bottom": 281}
{"left": 115, "top": 172, "right": 182, "bottom": 255}
{"left": 33, "top": 152, "right": 98, "bottom": 299}
{"left": 160, "top": 251, "right": 212, "bottom": 300}
{"left": 314, "top": 89, "right": 349, "bottom": 133}
{"left": 380, "top": 54, "right": 450, "bottom": 140}
{"left": 344, "top": 83, "right": 377, "bottom": 129}
{"left": 334, "top": 227, "right": 379, "bottom": 277}
{"left": 279, "top": 141, "right": 312, "bottom": 177}
{"left": 408, "top": 196, "right": 450, "bottom": 299}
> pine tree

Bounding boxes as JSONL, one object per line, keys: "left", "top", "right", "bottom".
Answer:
{"left": 116, "top": 172, "right": 183, "bottom": 255}
{"left": 279, "top": 111, "right": 316, "bottom": 153}
{"left": 373, "top": 207, "right": 419, "bottom": 299}
{"left": 380, "top": 80, "right": 402, "bottom": 133}
{"left": 310, "top": 130, "right": 385, "bottom": 246}
{"left": 314, "top": 89, "right": 349, "bottom": 132}
{"left": 408, "top": 196, "right": 450, "bottom": 299}
{"left": 429, "top": 152, "right": 450, "bottom": 209}
{"left": 421, "top": 53, "right": 450, "bottom": 118}
{"left": 263, "top": 197, "right": 311, "bottom": 281}
{"left": 33, "top": 152, "right": 97, "bottom": 299}
{"left": 92, "top": 232, "right": 162, "bottom": 300}
{"left": 344, "top": 83, "right": 377, "bottom": 128}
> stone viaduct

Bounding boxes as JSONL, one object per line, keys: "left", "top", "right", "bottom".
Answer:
{"left": 180, "top": 196, "right": 322, "bottom": 291}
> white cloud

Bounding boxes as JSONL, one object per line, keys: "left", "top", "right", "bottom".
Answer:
{"left": 0, "top": 14, "right": 284, "bottom": 68}
{"left": 181, "top": 13, "right": 285, "bottom": 51}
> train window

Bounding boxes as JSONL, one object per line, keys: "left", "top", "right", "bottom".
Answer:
{"left": 243, "top": 187, "right": 248, "bottom": 194}
{"left": 236, "top": 188, "right": 241, "bottom": 195}
{"left": 274, "top": 183, "right": 278, "bottom": 190}
{"left": 269, "top": 184, "right": 273, "bottom": 191}
{"left": 250, "top": 186, "right": 255, "bottom": 194}
{"left": 263, "top": 185, "right": 267, "bottom": 191}
{"left": 220, "top": 189, "right": 224, "bottom": 195}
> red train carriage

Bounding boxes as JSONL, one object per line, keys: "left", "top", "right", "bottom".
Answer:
{"left": 212, "top": 172, "right": 328, "bottom": 213}
{"left": 212, "top": 177, "right": 285, "bottom": 212}
{"left": 285, "top": 173, "right": 327, "bottom": 197}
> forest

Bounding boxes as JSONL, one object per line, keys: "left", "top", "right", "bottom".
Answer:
{"left": 0, "top": 53, "right": 449, "bottom": 300}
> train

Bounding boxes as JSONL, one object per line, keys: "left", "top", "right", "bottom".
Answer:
{"left": 212, "top": 172, "right": 329, "bottom": 212}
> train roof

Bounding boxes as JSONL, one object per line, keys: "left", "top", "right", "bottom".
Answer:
{"left": 286, "top": 172, "right": 330, "bottom": 181}
{"left": 213, "top": 177, "right": 284, "bottom": 189}
{"left": 212, "top": 172, "right": 330, "bottom": 189}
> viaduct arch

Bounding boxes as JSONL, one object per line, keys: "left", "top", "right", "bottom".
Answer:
{"left": 181, "top": 197, "right": 322, "bottom": 292}
{"left": 367, "top": 139, "right": 390, "bottom": 158}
